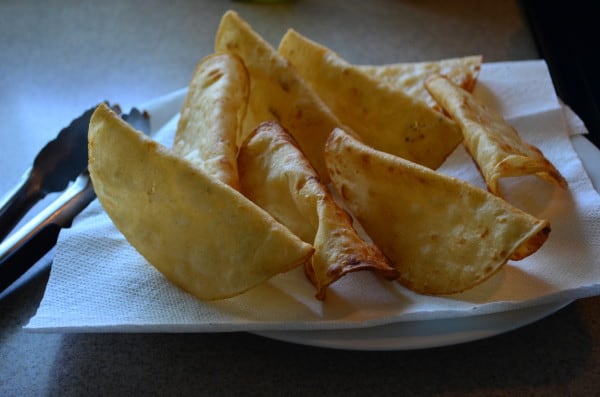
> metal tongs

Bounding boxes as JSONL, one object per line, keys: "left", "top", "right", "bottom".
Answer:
{"left": 0, "top": 104, "right": 151, "bottom": 293}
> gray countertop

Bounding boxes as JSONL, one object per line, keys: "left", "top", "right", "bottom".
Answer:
{"left": 1, "top": 1, "right": 599, "bottom": 396}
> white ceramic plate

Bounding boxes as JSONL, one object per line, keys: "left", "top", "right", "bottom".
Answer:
{"left": 254, "top": 300, "right": 571, "bottom": 350}
{"left": 253, "top": 135, "right": 600, "bottom": 350}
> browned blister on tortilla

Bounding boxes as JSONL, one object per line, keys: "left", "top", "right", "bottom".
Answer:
{"left": 173, "top": 52, "right": 249, "bottom": 190}
{"left": 324, "top": 128, "right": 551, "bottom": 295}
{"left": 238, "top": 121, "right": 397, "bottom": 299}
{"left": 425, "top": 74, "right": 568, "bottom": 196}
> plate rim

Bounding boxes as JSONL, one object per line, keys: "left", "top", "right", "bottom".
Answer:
{"left": 252, "top": 299, "right": 572, "bottom": 350}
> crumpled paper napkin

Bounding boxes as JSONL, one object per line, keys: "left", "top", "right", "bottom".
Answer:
{"left": 25, "top": 60, "right": 600, "bottom": 333}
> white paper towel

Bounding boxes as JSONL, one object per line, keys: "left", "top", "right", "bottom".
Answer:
{"left": 25, "top": 60, "right": 600, "bottom": 333}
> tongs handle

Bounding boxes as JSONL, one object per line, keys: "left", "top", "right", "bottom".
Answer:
{"left": 0, "top": 169, "right": 43, "bottom": 242}
{"left": 0, "top": 223, "right": 61, "bottom": 293}
{"left": 0, "top": 174, "right": 95, "bottom": 294}
{"left": 0, "top": 106, "right": 150, "bottom": 294}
